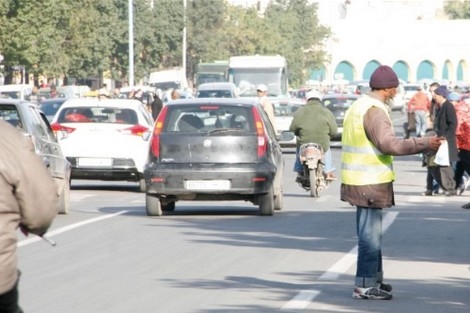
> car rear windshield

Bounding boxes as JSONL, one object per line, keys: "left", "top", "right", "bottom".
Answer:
{"left": 0, "top": 104, "right": 23, "bottom": 129}
{"left": 57, "top": 106, "right": 138, "bottom": 124}
{"left": 196, "top": 90, "right": 233, "bottom": 98}
{"left": 323, "top": 97, "right": 356, "bottom": 109}
{"left": 273, "top": 103, "right": 301, "bottom": 117}
{"left": 163, "top": 104, "right": 255, "bottom": 133}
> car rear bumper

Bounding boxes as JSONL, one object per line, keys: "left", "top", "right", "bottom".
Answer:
{"left": 67, "top": 157, "right": 141, "bottom": 181}
{"left": 144, "top": 163, "right": 276, "bottom": 196}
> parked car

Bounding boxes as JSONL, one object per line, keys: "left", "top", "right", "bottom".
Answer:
{"left": 50, "top": 98, "right": 154, "bottom": 191}
{"left": 39, "top": 97, "right": 69, "bottom": 122}
{"left": 143, "top": 98, "right": 285, "bottom": 216}
{"left": 272, "top": 97, "right": 304, "bottom": 148}
{"left": 196, "top": 82, "right": 238, "bottom": 98}
{"left": 0, "top": 99, "right": 71, "bottom": 214}
{"left": 321, "top": 94, "right": 360, "bottom": 140}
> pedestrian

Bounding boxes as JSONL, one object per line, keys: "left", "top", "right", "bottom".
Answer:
{"left": 170, "top": 89, "right": 180, "bottom": 100}
{"left": 256, "top": 84, "right": 276, "bottom": 129}
{"left": 450, "top": 91, "right": 470, "bottom": 197}
{"left": 432, "top": 85, "right": 458, "bottom": 196}
{"left": 50, "top": 84, "right": 57, "bottom": 98}
{"left": 150, "top": 90, "right": 163, "bottom": 120}
{"left": 422, "top": 82, "right": 441, "bottom": 195}
{"left": 0, "top": 121, "right": 58, "bottom": 313}
{"left": 407, "top": 85, "right": 430, "bottom": 137}
{"left": 341, "top": 65, "right": 442, "bottom": 300}
{"left": 289, "top": 89, "right": 338, "bottom": 181}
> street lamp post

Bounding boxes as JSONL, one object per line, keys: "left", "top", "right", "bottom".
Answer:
{"left": 128, "top": 0, "right": 134, "bottom": 87}
{"left": 183, "top": 0, "right": 187, "bottom": 82}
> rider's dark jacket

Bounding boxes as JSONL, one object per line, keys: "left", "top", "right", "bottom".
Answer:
{"left": 289, "top": 98, "right": 337, "bottom": 152}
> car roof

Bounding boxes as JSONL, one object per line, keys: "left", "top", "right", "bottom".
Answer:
{"left": 0, "top": 98, "right": 35, "bottom": 106}
{"left": 39, "top": 97, "right": 69, "bottom": 103}
{"left": 165, "top": 97, "right": 259, "bottom": 107}
{"left": 0, "top": 84, "right": 32, "bottom": 92}
{"left": 322, "top": 93, "right": 360, "bottom": 99}
{"left": 197, "top": 82, "right": 237, "bottom": 90}
{"left": 120, "top": 85, "right": 155, "bottom": 93}
{"left": 58, "top": 98, "right": 144, "bottom": 109}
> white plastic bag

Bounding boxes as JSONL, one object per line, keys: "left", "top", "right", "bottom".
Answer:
{"left": 434, "top": 140, "right": 450, "bottom": 166}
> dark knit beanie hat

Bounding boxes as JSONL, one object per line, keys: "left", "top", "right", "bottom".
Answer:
{"left": 369, "top": 65, "right": 399, "bottom": 89}
{"left": 434, "top": 85, "right": 449, "bottom": 98}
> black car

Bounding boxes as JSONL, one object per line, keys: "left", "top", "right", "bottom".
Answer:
{"left": 0, "top": 99, "right": 71, "bottom": 214}
{"left": 143, "top": 98, "right": 284, "bottom": 216}
{"left": 322, "top": 94, "right": 359, "bottom": 140}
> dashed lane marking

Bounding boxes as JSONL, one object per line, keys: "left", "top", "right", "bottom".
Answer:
{"left": 281, "top": 211, "right": 399, "bottom": 310}
{"left": 18, "top": 210, "right": 128, "bottom": 247}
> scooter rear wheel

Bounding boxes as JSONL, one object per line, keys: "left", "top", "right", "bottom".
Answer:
{"left": 309, "top": 169, "right": 319, "bottom": 197}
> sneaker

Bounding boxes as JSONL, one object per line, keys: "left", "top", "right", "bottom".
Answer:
{"left": 462, "top": 203, "right": 470, "bottom": 209}
{"left": 378, "top": 282, "right": 392, "bottom": 292}
{"left": 459, "top": 178, "right": 470, "bottom": 195}
{"left": 444, "top": 190, "right": 457, "bottom": 197}
{"left": 352, "top": 286, "right": 393, "bottom": 300}
{"left": 421, "top": 190, "right": 433, "bottom": 196}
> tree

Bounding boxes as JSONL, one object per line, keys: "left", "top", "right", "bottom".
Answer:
{"left": 444, "top": 0, "right": 470, "bottom": 19}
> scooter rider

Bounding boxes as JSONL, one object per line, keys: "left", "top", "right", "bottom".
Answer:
{"left": 289, "top": 89, "right": 338, "bottom": 181}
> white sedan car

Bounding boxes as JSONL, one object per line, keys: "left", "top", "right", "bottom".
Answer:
{"left": 51, "top": 98, "right": 154, "bottom": 191}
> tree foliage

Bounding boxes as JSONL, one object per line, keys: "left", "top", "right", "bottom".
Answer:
{"left": 444, "top": 0, "right": 470, "bottom": 19}
{"left": 0, "top": 0, "right": 330, "bottom": 88}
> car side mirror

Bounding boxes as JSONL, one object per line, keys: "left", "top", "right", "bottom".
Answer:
{"left": 279, "top": 131, "right": 295, "bottom": 141}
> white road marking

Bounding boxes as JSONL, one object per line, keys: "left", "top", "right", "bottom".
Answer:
{"left": 281, "top": 211, "right": 399, "bottom": 310}
{"left": 18, "top": 210, "right": 128, "bottom": 247}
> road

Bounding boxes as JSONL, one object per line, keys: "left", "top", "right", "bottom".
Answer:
{"left": 17, "top": 111, "right": 470, "bottom": 313}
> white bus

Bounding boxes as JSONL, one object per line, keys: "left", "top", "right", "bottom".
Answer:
{"left": 227, "top": 55, "right": 288, "bottom": 98}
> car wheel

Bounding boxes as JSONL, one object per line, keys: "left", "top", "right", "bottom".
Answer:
{"left": 57, "top": 179, "right": 70, "bottom": 214}
{"left": 259, "top": 187, "right": 274, "bottom": 216}
{"left": 138, "top": 177, "right": 146, "bottom": 193}
{"left": 145, "top": 194, "right": 162, "bottom": 216}
{"left": 162, "top": 201, "right": 176, "bottom": 212}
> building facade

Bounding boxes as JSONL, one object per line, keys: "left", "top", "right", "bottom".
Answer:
{"left": 315, "top": 0, "right": 470, "bottom": 85}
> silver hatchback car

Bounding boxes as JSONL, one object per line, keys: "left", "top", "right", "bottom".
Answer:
{"left": 0, "top": 99, "right": 71, "bottom": 214}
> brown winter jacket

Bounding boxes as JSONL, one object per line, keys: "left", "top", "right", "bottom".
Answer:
{"left": 0, "top": 121, "right": 57, "bottom": 294}
{"left": 341, "top": 93, "right": 435, "bottom": 209}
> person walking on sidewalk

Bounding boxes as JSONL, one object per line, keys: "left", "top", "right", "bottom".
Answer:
{"left": 407, "top": 85, "right": 430, "bottom": 137}
{"left": 432, "top": 86, "right": 459, "bottom": 196}
{"left": 449, "top": 91, "right": 470, "bottom": 205}
{"left": 341, "top": 65, "right": 442, "bottom": 300}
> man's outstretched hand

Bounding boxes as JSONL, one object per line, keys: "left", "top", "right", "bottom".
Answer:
{"left": 428, "top": 136, "right": 445, "bottom": 150}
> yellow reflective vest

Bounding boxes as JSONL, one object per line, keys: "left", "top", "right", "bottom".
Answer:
{"left": 341, "top": 96, "right": 395, "bottom": 185}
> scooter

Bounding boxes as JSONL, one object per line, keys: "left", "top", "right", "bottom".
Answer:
{"left": 296, "top": 142, "right": 330, "bottom": 197}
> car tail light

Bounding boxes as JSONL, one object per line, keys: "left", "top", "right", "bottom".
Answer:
{"left": 120, "top": 124, "right": 148, "bottom": 137}
{"left": 150, "top": 106, "right": 168, "bottom": 158}
{"left": 252, "top": 107, "right": 268, "bottom": 158}
{"left": 51, "top": 123, "right": 76, "bottom": 134}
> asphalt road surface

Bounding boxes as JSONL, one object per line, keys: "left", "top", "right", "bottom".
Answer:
{"left": 17, "top": 111, "right": 470, "bottom": 313}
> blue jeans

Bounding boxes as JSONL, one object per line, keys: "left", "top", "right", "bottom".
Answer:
{"left": 414, "top": 110, "right": 428, "bottom": 137}
{"left": 355, "top": 206, "right": 384, "bottom": 287}
{"left": 294, "top": 147, "right": 335, "bottom": 174}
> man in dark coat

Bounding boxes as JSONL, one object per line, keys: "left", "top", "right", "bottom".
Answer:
{"left": 432, "top": 85, "right": 458, "bottom": 196}
{"left": 150, "top": 92, "right": 163, "bottom": 120}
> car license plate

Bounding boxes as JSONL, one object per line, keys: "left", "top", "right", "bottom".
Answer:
{"left": 78, "top": 158, "right": 113, "bottom": 167}
{"left": 184, "top": 180, "right": 231, "bottom": 190}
